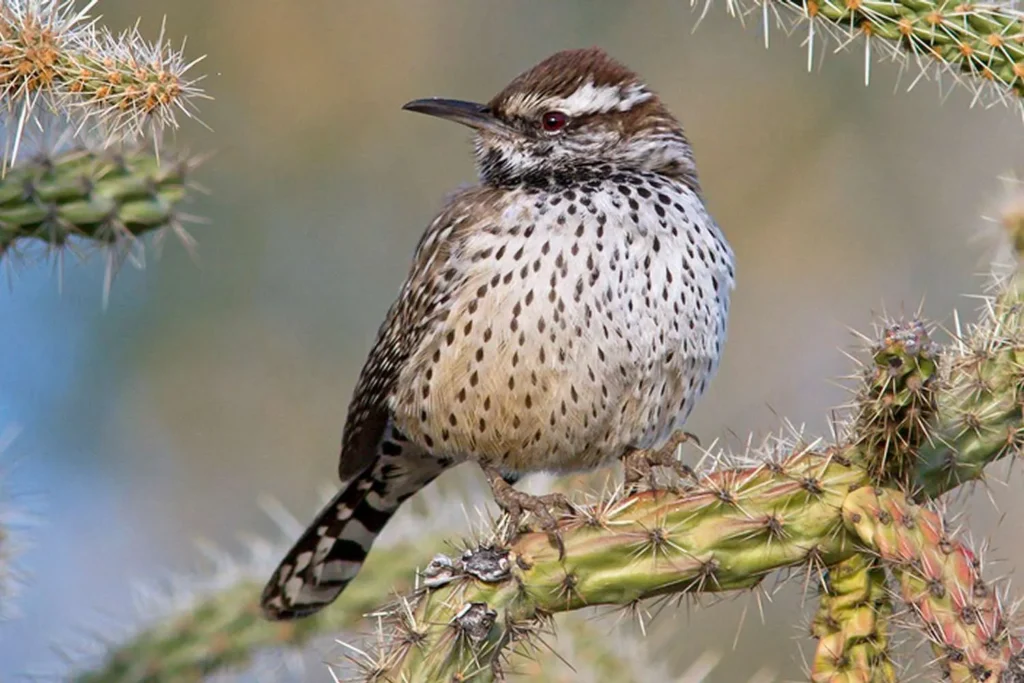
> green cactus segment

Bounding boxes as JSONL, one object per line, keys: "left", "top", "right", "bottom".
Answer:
{"left": 843, "top": 486, "right": 1022, "bottom": 682}
{"left": 369, "top": 453, "right": 867, "bottom": 681}
{"left": 912, "top": 268, "right": 1024, "bottom": 497}
{"left": 810, "top": 554, "right": 897, "bottom": 683}
{"left": 72, "top": 541, "right": 431, "bottom": 683}
{"left": 852, "top": 320, "right": 939, "bottom": 486}
{"left": 768, "top": 0, "right": 1024, "bottom": 100}
{"left": 0, "top": 148, "right": 192, "bottom": 257}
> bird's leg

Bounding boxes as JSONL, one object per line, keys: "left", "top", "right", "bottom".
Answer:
{"left": 622, "top": 430, "right": 699, "bottom": 493}
{"left": 482, "top": 464, "right": 570, "bottom": 557}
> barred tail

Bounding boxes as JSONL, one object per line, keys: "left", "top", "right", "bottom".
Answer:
{"left": 261, "top": 451, "right": 444, "bottom": 620}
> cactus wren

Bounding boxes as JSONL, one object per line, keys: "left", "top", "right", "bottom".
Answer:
{"left": 261, "top": 47, "right": 735, "bottom": 619}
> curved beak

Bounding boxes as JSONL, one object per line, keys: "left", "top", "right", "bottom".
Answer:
{"left": 402, "top": 98, "right": 506, "bottom": 134}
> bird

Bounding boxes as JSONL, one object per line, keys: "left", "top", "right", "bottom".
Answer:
{"left": 260, "top": 47, "right": 735, "bottom": 620}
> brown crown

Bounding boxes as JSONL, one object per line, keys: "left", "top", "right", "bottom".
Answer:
{"left": 488, "top": 47, "right": 643, "bottom": 113}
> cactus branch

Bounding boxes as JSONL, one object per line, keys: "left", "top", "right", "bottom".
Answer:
{"left": 706, "top": 0, "right": 1024, "bottom": 112}
{"left": 912, "top": 265, "right": 1024, "bottom": 497}
{"left": 842, "top": 486, "right": 1024, "bottom": 681}
{"left": 851, "top": 320, "right": 940, "bottom": 488}
{"left": 0, "top": 0, "right": 205, "bottom": 142}
{"left": 810, "top": 554, "right": 897, "bottom": 682}
{"left": 0, "top": 146, "right": 198, "bottom": 261}
{"left": 72, "top": 540, "right": 437, "bottom": 683}
{"left": 357, "top": 453, "right": 868, "bottom": 681}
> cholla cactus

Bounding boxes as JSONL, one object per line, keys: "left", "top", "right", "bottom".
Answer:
{"left": 0, "top": 0, "right": 204, "bottom": 149}
{"left": 844, "top": 487, "right": 1022, "bottom": 681}
{"left": 850, "top": 320, "right": 940, "bottom": 486}
{"left": 810, "top": 554, "right": 897, "bottom": 682}
{"left": 703, "top": 0, "right": 1024, "bottom": 114}
{"left": 0, "top": 0, "right": 205, "bottom": 289}
{"left": 0, "top": 146, "right": 199, "bottom": 267}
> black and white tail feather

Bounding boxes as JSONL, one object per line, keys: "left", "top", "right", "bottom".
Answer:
{"left": 260, "top": 422, "right": 446, "bottom": 620}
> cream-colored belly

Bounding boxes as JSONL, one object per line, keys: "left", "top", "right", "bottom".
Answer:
{"left": 389, "top": 179, "right": 730, "bottom": 474}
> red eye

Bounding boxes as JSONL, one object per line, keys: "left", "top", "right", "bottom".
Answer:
{"left": 541, "top": 110, "right": 569, "bottom": 132}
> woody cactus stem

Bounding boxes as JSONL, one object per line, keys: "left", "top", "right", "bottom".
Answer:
{"left": 0, "top": 147, "right": 194, "bottom": 258}
{"left": 810, "top": 554, "right": 896, "bottom": 682}
{"left": 843, "top": 487, "right": 1024, "bottom": 681}
{"left": 852, "top": 320, "right": 939, "bottom": 487}
{"left": 358, "top": 454, "right": 868, "bottom": 681}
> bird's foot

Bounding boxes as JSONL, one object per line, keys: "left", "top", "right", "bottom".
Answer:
{"left": 622, "top": 430, "right": 698, "bottom": 494}
{"left": 483, "top": 465, "right": 571, "bottom": 558}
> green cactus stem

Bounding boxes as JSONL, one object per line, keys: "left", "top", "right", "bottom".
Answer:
{"left": 911, "top": 267, "right": 1024, "bottom": 496}
{"left": 0, "top": 147, "right": 194, "bottom": 258}
{"left": 734, "top": 0, "right": 1024, "bottom": 109}
{"left": 851, "top": 320, "right": 940, "bottom": 487}
{"left": 356, "top": 452, "right": 868, "bottom": 681}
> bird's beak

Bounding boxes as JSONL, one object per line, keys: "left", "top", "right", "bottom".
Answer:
{"left": 402, "top": 98, "right": 507, "bottom": 134}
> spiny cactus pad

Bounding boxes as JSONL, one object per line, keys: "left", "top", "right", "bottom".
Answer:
{"left": 0, "top": 147, "right": 196, "bottom": 259}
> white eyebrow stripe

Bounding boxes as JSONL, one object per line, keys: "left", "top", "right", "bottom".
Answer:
{"left": 505, "top": 80, "right": 652, "bottom": 117}
{"left": 616, "top": 83, "right": 653, "bottom": 111}
{"left": 552, "top": 82, "right": 625, "bottom": 114}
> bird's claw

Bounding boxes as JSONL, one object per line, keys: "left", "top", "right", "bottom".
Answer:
{"left": 483, "top": 466, "right": 571, "bottom": 559}
{"left": 622, "top": 430, "right": 698, "bottom": 494}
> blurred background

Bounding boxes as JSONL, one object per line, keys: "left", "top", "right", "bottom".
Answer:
{"left": 1, "top": 0, "right": 1023, "bottom": 679}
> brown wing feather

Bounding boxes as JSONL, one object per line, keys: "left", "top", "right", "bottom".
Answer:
{"left": 337, "top": 186, "right": 500, "bottom": 479}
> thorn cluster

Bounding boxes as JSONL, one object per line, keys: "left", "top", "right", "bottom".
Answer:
{"left": 696, "top": 0, "right": 1024, "bottom": 116}
{"left": 0, "top": 146, "right": 201, "bottom": 298}
{"left": 852, "top": 319, "right": 940, "bottom": 486}
{"left": 0, "top": 0, "right": 205, "bottom": 149}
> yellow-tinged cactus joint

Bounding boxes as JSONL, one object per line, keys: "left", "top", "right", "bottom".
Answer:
{"left": 811, "top": 555, "right": 897, "bottom": 682}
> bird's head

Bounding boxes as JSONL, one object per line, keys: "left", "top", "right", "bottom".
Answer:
{"left": 403, "top": 48, "right": 699, "bottom": 190}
